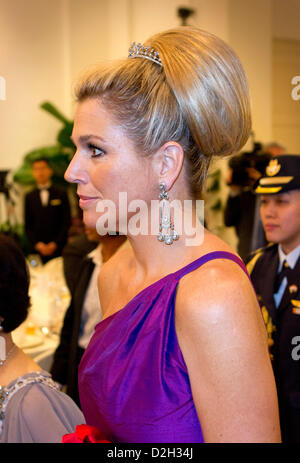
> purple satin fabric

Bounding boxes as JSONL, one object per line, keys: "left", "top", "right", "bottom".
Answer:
{"left": 78, "top": 251, "right": 249, "bottom": 443}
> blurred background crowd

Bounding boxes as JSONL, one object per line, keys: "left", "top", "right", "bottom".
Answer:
{"left": 0, "top": 0, "right": 299, "bottom": 443}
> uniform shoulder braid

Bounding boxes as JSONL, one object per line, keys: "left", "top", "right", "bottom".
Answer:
{"left": 246, "top": 242, "right": 277, "bottom": 275}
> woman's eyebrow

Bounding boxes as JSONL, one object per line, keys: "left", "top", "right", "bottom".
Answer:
{"left": 70, "top": 134, "right": 106, "bottom": 144}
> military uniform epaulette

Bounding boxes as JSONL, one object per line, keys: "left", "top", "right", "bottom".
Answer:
{"left": 252, "top": 242, "right": 277, "bottom": 257}
{"left": 246, "top": 242, "right": 277, "bottom": 275}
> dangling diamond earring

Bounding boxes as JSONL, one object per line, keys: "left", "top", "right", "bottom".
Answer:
{"left": 157, "top": 182, "right": 179, "bottom": 245}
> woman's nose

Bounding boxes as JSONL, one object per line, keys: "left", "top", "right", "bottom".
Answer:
{"left": 64, "top": 152, "right": 88, "bottom": 184}
{"left": 264, "top": 201, "right": 276, "bottom": 218}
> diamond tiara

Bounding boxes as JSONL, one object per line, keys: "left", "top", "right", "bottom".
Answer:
{"left": 128, "top": 42, "right": 163, "bottom": 67}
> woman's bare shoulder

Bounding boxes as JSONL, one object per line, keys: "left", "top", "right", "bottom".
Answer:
{"left": 175, "top": 256, "right": 280, "bottom": 442}
{"left": 176, "top": 254, "right": 260, "bottom": 330}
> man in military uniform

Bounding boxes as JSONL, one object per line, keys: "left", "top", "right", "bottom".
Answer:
{"left": 247, "top": 155, "right": 300, "bottom": 442}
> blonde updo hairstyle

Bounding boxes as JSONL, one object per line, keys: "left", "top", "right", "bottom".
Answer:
{"left": 75, "top": 26, "right": 251, "bottom": 198}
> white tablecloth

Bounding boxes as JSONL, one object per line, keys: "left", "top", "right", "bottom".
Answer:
{"left": 12, "top": 256, "right": 71, "bottom": 371}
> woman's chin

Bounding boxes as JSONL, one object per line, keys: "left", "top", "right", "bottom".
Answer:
{"left": 83, "top": 211, "right": 98, "bottom": 231}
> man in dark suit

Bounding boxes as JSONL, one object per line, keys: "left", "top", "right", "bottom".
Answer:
{"left": 24, "top": 158, "right": 71, "bottom": 263}
{"left": 51, "top": 229, "right": 127, "bottom": 407}
{"left": 224, "top": 187, "right": 257, "bottom": 261}
{"left": 224, "top": 151, "right": 270, "bottom": 261}
{"left": 247, "top": 155, "right": 300, "bottom": 442}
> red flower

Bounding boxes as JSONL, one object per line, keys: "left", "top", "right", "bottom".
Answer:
{"left": 62, "top": 424, "right": 111, "bottom": 443}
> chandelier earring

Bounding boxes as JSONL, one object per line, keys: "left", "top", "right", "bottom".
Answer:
{"left": 0, "top": 321, "right": 6, "bottom": 366}
{"left": 157, "top": 182, "right": 179, "bottom": 245}
{"left": 0, "top": 321, "right": 15, "bottom": 367}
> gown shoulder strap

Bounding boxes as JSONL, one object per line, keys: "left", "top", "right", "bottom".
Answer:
{"left": 174, "top": 251, "right": 249, "bottom": 280}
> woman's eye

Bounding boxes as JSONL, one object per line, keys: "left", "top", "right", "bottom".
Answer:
{"left": 88, "top": 143, "right": 105, "bottom": 158}
{"left": 276, "top": 199, "right": 288, "bottom": 205}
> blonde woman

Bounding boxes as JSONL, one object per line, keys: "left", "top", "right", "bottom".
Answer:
{"left": 65, "top": 27, "right": 281, "bottom": 443}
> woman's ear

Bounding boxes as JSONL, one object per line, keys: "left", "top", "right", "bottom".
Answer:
{"left": 156, "top": 141, "right": 185, "bottom": 191}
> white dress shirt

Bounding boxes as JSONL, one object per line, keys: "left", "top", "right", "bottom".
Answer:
{"left": 38, "top": 182, "right": 51, "bottom": 207}
{"left": 78, "top": 244, "right": 103, "bottom": 349}
{"left": 274, "top": 244, "right": 300, "bottom": 308}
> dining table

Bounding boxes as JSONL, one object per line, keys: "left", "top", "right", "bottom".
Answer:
{"left": 12, "top": 255, "right": 71, "bottom": 371}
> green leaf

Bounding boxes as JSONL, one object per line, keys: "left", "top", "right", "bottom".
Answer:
{"left": 208, "top": 168, "right": 221, "bottom": 178}
{"left": 40, "top": 101, "right": 71, "bottom": 125}
{"left": 211, "top": 199, "right": 222, "bottom": 211}
{"left": 57, "top": 124, "right": 74, "bottom": 148}
{"left": 13, "top": 102, "right": 75, "bottom": 186}
{"left": 207, "top": 178, "right": 220, "bottom": 192}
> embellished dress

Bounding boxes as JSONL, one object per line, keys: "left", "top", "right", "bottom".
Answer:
{"left": 78, "top": 251, "right": 249, "bottom": 443}
{"left": 0, "top": 370, "right": 85, "bottom": 442}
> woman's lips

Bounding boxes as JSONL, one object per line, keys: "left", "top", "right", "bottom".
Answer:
{"left": 78, "top": 195, "right": 100, "bottom": 208}
{"left": 264, "top": 224, "right": 278, "bottom": 232}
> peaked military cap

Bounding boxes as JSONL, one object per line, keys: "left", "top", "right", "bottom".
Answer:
{"left": 253, "top": 154, "right": 300, "bottom": 194}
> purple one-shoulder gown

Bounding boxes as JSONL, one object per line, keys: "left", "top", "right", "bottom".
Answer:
{"left": 78, "top": 251, "right": 249, "bottom": 443}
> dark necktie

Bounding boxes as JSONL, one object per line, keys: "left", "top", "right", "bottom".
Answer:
{"left": 274, "top": 260, "right": 291, "bottom": 294}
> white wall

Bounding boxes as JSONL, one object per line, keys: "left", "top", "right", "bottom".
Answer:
{"left": 272, "top": 39, "right": 300, "bottom": 153}
{"left": 273, "top": 0, "right": 300, "bottom": 40}
{"left": 272, "top": 0, "right": 300, "bottom": 153}
{"left": 0, "top": 0, "right": 69, "bottom": 171}
{"left": 228, "top": 0, "right": 273, "bottom": 144}
{"left": 2, "top": 0, "right": 300, "bottom": 168}
{"left": 67, "top": 0, "right": 197, "bottom": 109}
{"left": 190, "top": 0, "right": 230, "bottom": 41}
{"left": 0, "top": 0, "right": 279, "bottom": 171}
